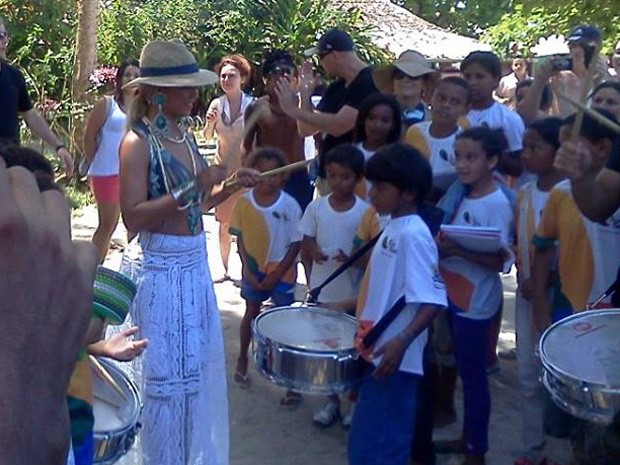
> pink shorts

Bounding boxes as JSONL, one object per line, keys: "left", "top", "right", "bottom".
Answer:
{"left": 90, "top": 175, "right": 120, "bottom": 203}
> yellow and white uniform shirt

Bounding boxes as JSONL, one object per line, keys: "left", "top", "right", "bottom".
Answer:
{"left": 406, "top": 121, "right": 465, "bottom": 192}
{"left": 355, "top": 214, "right": 447, "bottom": 375}
{"left": 229, "top": 190, "right": 302, "bottom": 286}
{"left": 353, "top": 206, "right": 391, "bottom": 246}
{"left": 533, "top": 180, "right": 620, "bottom": 311}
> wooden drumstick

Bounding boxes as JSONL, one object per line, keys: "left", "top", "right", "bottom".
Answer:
{"left": 570, "top": 44, "right": 601, "bottom": 142}
{"left": 226, "top": 158, "right": 315, "bottom": 189}
{"left": 556, "top": 92, "right": 620, "bottom": 134}
{"left": 89, "top": 355, "right": 128, "bottom": 401}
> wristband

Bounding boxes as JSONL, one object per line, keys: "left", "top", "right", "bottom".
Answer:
{"left": 171, "top": 180, "right": 198, "bottom": 210}
{"left": 54, "top": 144, "right": 66, "bottom": 153}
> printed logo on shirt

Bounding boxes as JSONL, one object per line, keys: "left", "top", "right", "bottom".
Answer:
{"left": 439, "top": 149, "right": 450, "bottom": 162}
{"left": 271, "top": 210, "right": 290, "bottom": 221}
{"left": 432, "top": 265, "right": 446, "bottom": 290}
{"left": 462, "top": 210, "right": 481, "bottom": 226}
{"left": 380, "top": 235, "right": 398, "bottom": 254}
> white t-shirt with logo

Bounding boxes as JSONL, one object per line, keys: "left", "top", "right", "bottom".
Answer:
{"left": 466, "top": 102, "right": 525, "bottom": 153}
{"left": 357, "top": 214, "right": 447, "bottom": 375}
{"left": 300, "top": 194, "right": 368, "bottom": 302}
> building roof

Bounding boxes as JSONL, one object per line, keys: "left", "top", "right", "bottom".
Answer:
{"left": 333, "top": 0, "right": 492, "bottom": 61}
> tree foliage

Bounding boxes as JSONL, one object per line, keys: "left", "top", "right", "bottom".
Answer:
{"left": 392, "top": 0, "right": 515, "bottom": 37}
{"left": 484, "top": 1, "right": 620, "bottom": 56}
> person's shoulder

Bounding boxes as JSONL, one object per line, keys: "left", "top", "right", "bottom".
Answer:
{"left": 352, "top": 66, "right": 378, "bottom": 90}
{"left": 280, "top": 190, "right": 303, "bottom": 212}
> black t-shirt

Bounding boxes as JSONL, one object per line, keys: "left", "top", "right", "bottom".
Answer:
{"left": 607, "top": 137, "right": 620, "bottom": 173}
{"left": 0, "top": 61, "right": 33, "bottom": 144}
{"left": 316, "top": 66, "right": 379, "bottom": 176}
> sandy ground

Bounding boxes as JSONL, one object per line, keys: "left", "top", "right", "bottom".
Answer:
{"left": 72, "top": 206, "right": 524, "bottom": 465}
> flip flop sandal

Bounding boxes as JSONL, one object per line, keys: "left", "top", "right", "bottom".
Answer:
{"left": 234, "top": 370, "right": 250, "bottom": 388}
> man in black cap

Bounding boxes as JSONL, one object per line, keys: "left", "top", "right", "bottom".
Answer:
{"left": 275, "top": 28, "right": 379, "bottom": 190}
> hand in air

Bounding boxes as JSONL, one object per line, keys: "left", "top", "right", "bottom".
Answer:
{"left": 273, "top": 79, "right": 298, "bottom": 115}
{"left": 230, "top": 167, "right": 261, "bottom": 188}
{"left": 554, "top": 140, "right": 594, "bottom": 180}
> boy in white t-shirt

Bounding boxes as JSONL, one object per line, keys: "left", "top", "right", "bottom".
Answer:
{"left": 406, "top": 76, "right": 471, "bottom": 200}
{"left": 461, "top": 51, "right": 526, "bottom": 178}
{"left": 348, "top": 144, "right": 447, "bottom": 465}
{"left": 300, "top": 144, "right": 368, "bottom": 427}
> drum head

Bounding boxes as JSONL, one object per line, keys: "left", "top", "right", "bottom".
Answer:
{"left": 90, "top": 359, "right": 140, "bottom": 433}
{"left": 540, "top": 309, "right": 620, "bottom": 385}
{"left": 255, "top": 306, "right": 357, "bottom": 352}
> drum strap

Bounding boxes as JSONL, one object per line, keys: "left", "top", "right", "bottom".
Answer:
{"left": 307, "top": 233, "right": 381, "bottom": 303}
{"left": 307, "top": 203, "right": 443, "bottom": 304}
{"left": 361, "top": 296, "right": 407, "bottom": 349}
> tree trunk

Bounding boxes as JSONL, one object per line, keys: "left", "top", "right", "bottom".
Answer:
{"left": 71, "top": 0, "right": 99, "bottom": 154}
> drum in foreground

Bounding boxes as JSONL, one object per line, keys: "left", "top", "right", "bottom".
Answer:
{"left": 252, "top": 306, "right": 364, "bottom": 394}
{"left": 540, "top": 309, "right": 620, "bottom": 425}
{"left": 90, "top": 358, "right": 141, "bottom": 464}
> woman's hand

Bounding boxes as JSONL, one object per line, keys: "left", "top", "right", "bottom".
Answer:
{"left": 228, "top": 167, "right": 261, "bottom": 188}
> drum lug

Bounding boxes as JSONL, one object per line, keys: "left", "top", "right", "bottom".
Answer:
{"left": 123, "top": 421, "right": 141, "bottom": 454}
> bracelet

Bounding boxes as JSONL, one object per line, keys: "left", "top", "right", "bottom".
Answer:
{"left": 55, "top": 144, "right": 66, "bottom": 153}
{"left": 171, "top": 180, "right": 198, "bottom": 210}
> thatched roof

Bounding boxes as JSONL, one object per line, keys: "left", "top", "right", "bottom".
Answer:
{"left": 333, "top": 0, "right": 491, "bottom": 61}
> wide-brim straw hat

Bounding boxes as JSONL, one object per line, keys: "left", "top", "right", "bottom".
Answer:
{"left": 123, "top": 39, "right": 218, "bottom": 89}
{"left": 373, "top": 50, "right": 439, "bottom": 93}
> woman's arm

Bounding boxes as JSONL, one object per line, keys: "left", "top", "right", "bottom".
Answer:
{"left": 83, "top": 97, "right": 109, "bottom": 163}
{"left": 202, "top": 98, "right": 219, "bottom": 141}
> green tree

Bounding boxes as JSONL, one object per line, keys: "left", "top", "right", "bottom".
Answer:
{"left": 392, "top": 0, "right": 515, "bottom": 37}
{"left": 484, "top": 1, "right": 620, "bottom": 56}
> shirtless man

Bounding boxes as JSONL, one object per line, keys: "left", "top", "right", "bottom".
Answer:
{"left": 243, "top": 50, "right": 313, "bottom": 211}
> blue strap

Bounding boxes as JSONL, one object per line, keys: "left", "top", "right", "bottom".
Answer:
{"left": 140, "top": 63, "right": 199, "bottom": 77}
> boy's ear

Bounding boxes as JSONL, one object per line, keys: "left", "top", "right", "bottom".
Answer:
{"left": 402, "top": 188, "right": 417, "bottom": 205}
{"left": 488, "top": 154, "right": 500, "bottom": 172}
{"left": 595, "top": 138, "right": 614, "bottom": 159}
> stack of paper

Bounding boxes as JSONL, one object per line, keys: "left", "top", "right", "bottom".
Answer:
{"left": 440, "top": 225, "right": 502, "bottom": 253}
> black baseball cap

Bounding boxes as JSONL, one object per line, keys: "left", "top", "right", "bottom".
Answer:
{"left": 566, "top": 25, "right": 602, "bottom": 46}
{"left": 304, "top": 29, "right": 354, "bottom": 57}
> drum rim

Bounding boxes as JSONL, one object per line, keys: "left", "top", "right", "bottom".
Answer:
{"left": 253, "top": 305, "right": 358, "bottom": 354}
{"left": 91, "top": 358, "right": 142, "bottom": 436}
{"left": 539, "top": 309, "right": 620, "bottom": 388}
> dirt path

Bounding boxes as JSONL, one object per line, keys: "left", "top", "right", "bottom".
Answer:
{"left": 72, "top": 207, "right": 523, "bottom": 465}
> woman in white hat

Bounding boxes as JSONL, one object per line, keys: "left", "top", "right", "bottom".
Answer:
{"left": 373, "top": 50, "right": 440, "bottom": 128}
{"left": 118, "top": 39, "right": 259, "bottom": 465}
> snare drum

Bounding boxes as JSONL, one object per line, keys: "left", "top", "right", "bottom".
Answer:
{"left": 539, "top": 309, "right": 620, "bottom": 425}
{"left": 252, "top": 306, "right": 364, "bottom": 394}
{"left": 90, "top": 358, "right": 141, "bottom": 464}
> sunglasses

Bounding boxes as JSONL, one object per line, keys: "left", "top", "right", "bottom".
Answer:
{"left": 0, "top": 31, "right": 9, "bottom": 41}
{"left": 318, "top": 50, "right": 332, "bottom": 60}
{"left": 267, "top": 65, "right": 295, "bottom": 77}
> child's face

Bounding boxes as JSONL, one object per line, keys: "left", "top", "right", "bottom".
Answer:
{"left": 559, "top": 125, "right": 610, "bottom": 173}
{"left": 431, "top": 82, "right": 469, "bottom": 125}
{"left": 592, "top": 88, "right": 620, "bottom": 121}
{"left": 461, "top": 63, "right": 499, "bottom": 105}
{"left": 454, "top": 137, "right": 497, "bottom": 186}
{"left": 252, "top": 158, "right": 284, "bottom": 194}
{"left": 325, "top": 162, "right": 359, "bottom": 198}
{"left": 365, "top": 104, "right": 396, "bottom": 146}
{"left": 521, "top": 128, "right": 556, "bottom": 175}
{"left": 368, "top": 181, "right": 413, "bottom": 217}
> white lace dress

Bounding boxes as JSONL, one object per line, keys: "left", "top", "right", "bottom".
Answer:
{"left": 116, "top": 231, "right": 229, "bottom": 465}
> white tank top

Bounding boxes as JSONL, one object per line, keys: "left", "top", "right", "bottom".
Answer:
{"left": 88, "top": 98, "right": 126, "bottom": 176}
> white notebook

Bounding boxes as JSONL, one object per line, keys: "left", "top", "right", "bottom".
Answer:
{"left": 440, "top": 225, "right": 502, "bottom": 253}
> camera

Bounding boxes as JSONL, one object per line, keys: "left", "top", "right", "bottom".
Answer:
{"left": 551, "top": 55, "right": 573, "bottom": 71}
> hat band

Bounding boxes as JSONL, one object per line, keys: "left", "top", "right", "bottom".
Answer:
{"left": 140, "top": 63, "right": 199, "bottom": 77}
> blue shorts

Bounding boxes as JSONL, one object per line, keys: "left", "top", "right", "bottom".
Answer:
{"left": 240, "top": 280, "right": 295, "bottom": 306}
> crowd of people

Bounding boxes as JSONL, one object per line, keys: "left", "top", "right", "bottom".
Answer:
{"left": 2, "top": 11, "right": 620, "bottom": 465}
